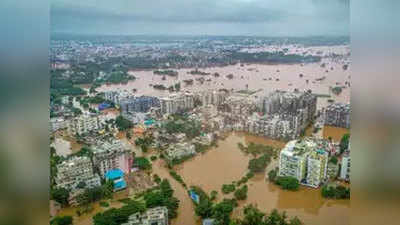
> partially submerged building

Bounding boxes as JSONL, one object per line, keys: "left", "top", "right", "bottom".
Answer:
{"left": 324, "top": 103, "right": 350, "bottom": 128}
{"left": 55, "top": 156, "right": 101, "bottom": 191}
{"left": 92, "top": 140, "right": 132, "bottom": 176}
{"left": 122, "top": 207, "right": 168, "bottom": 225}
{"left": 278, "top": 138, "right": 329, "bottom": 188}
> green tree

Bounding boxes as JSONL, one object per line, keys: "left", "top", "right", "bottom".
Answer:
{"left": 241, "top": 205, "right": 265, "bottom": 225}
{"left": 134, "top": 157, "right": 151, "bottom": 170}
{"left": 221, "top": 184, "right": 236, "bottom": 194}
{"left": 115, "top": 115, "right": 133, "bottom": 131}
{"left": 340, "top": 133, "right": 350, "bottom": 154}
{"left": 195, "top": 199, "right": 214, "bottom": 218}
{"left": 50, "top": 216, "right": 73, "bottom": 225}
{"left": 234, "top": 185, "right": 248, "bottom": 200}
{"left": 275, "top": 176, "right": 300, "bottom": 191}
{"left": 51, "top": 188, "right": 70, "bottom": 207}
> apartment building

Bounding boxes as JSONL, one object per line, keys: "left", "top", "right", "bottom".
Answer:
{"left": 120, "top": 96, "right": 160, "bottom": 114}
{"left": 104, "top": 90, "right": 131, "bottom": 105}
{"left": 200, "top": 90, "right": 227, "bottom": 106}
{"left": 340, "top": 150, "right": 350, "bottom": 181}
{"left": 92, "top": 140, "right": 132, "bottom": 176}
{"left": 160, "top": 93, "right": 195, "bottom": 114}
{"left": 50, "top": 117, "right": 68, "bottom": 132}
{"left": 278, "top": 138, "right": 329, "bottom": 188}
{"left": 324, "top": 103, "right": 350, "bottom": 128}
{"left": 67, "top": 115, "right": 105, "bottom": 135}
{"left": 121, "top": 207, "right": 168, "bottom": 225}
{"left": 278, "top": 140, "right": 308, "bottom": 181}
{"left": 55, "top": 156, "right": 101, "bottom": 191}
{"left": 306, "top": 150, "right": 328, "bottom": 187}
{"left": 164, "top": 142, "right": 196, "bottom": 162}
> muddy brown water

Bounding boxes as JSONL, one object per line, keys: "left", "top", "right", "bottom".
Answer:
{"left": 323, "top": 126, "right": 350, "bottom": 142}
{"left": 54, "top": 132, "right": 349, "bottom": 225}
{"left": 96, "top": 60, "right": 350, "bottom": 110}
{"left": 166, "top": 132, "right": 349, "bottom": 225}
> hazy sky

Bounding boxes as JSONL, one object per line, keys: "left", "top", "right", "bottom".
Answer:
{"left": 51, "top": 0, "right": 349, "bottom": 36}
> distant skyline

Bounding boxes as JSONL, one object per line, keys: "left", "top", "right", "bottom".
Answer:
{"left": 51, "top": 0, "right": 349, "bottom": 37}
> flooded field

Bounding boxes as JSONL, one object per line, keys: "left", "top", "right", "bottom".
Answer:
{"left": 54, "top": 131, "right": 349, "bottom": 225}
{"left": 55, "top": 191, "right": 128, "bottom": 225}
{"left": 97, "top": 59, "right": 350, "bottom": 110}
{"left": 51, "top": 131, "right": 83, "bottom": 156}
{"left": 323, "top": 126, "right": 350, "bottom": 142}
{"left": 164, "top": 132, "right": 349, "bottom": 225}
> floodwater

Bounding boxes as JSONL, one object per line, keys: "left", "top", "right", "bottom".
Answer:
{"left": 159, "top": 132, "right": 349, "bottom": 225}
{"left": 323, "top": 126, "right": 350, "bottom": 142}
{"left": 55, "top": 191, "right": 128, "bottom": 225}
{"left": 51, "top": 131, "right": 83, "bottom": 156}
{"left": 96, "top": 57, "right": 350, "bottom": 110}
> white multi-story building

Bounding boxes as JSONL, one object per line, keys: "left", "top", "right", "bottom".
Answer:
{"left": 278, "top": 140, "right": 308, "bottom": 181}
{"left": 55, "top": 156, "right": 101, "bottom": 191}
{"left": 340, "top": 151, "right": 350, "bottom": 181}
{"left": 200, "top": 90, "right": 227, "bottom": 106}
{"left": 122, "top": 207, "right": 168, "bottom": 225}
{"left": 92, "top": 140, "right": 132, "bottom": 176}
{"left": 50, "top": 117, "right": 68, "bottom": 132}
{"left": 104, "top": 90, "right": 132, "bottom": 105}
{"left": 67, "top": 115, "right": 105, "bottom": 135}
{"left": 306, "top": 150, "right": 328, "bottom": 187}
{"left": 278, "top": 138, "right": 329, "bottom": 188}
{"left": 160, "top": 93, "right": 194, "bottom": 114}
{"left": 164, "top": 142, "right": 196, "bottom": 162}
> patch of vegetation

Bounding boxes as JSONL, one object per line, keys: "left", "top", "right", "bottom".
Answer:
{"left": 321, "top": 185, "right": 350, "bottom": 199}
{"left": 238, "top": 142, "right": 276, "bottom": 157}
{"left": 50, "top": 188, "right": 70, "bottom": 207}
{"left": 76, "top": 180, "right": 114, "bottom": 206}
{"left": 234, "top": 185, "right": 248, "bottom": 200}
{"left": 331, "top": 86, "right": 343, "bottom": 95}
{"left": 230, "top": 205, "right": 304, "bottom": 225}
{"left": 93, "top": 200, "right": 145, "bottom": 225}
{"left": 275, "top": 176, "right": 300, "bottom": 191}
{"left": 267, "top": 167, "right": 278, "bottom": 182}
{"left": 99, "top": 201, "right": 110, "bottom": 207}
{"left": 221, "top": 184, "right": 236, "bottom": 194}
{"left": 143, "top": 179, "right": 180, "bottom": 218}
{"left": 153, "top": 70, "right": 178, "bottom": 76}
{"left": 135, "top": 135, "right": 154, "bottom": 153}
{"left": 50, "top": 216, "right": 73, "bottom": 225}
{"left": 134, "top": 157, "right": 152, "bottom": 170}
{"left": 115, "top": 115, "right": 133, "bottom": 131}
{"left": 169, "top": 170, "right": 187, "bottom": 188}
{"left": 248, "top": 154, "right": 271, "bottom": 173}
{"left": 340, "top": 133, "right": 350, "bottom": 154}
{"left": 163, "top": 116, "right": 202, "bottom": 139}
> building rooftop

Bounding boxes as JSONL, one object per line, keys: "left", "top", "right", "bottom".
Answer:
{"left": 105, "top": 169, "right": 124, "bottom": 180}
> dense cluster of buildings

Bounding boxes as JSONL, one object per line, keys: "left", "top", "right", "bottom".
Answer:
{"left": 160, "top": 93, "right": 195, "bottom": 115}
{"left": 208, "top": 90, "right": 316, "bottom": 140}
{"left": 198, "top": 90, "right": 228, "bottom": 106}
{"left": 122, "top": 206, "right": 168, "bottom": 225}
{"left": 324, "top": 103, "right": 350, "bottom": 128}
